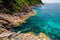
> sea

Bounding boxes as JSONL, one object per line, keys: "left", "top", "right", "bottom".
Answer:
{"left": 12, "top": 3, "right": 60, "bottom": 40}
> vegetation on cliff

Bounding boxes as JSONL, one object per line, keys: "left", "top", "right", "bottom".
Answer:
{"left": 0, "top": 0, "right": 43, "bottom": 13}
{"left": 0, "top": 0, "right": 43, "bottom": 29}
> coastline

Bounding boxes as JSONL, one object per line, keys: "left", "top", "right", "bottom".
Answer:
{"left": 0, "top": 0, "right": 43, "bottom": 40}
{"left": 0, "top": 10, "right": 39, "bottom": 40}
{"left": 0, "top": 10, "right": 36, "bottom": 28}
{"left": 0, "top": 28, "right": 50, "bottom": 40}
{"left": 0, "top": 9, "right": 51, "bottom": 40}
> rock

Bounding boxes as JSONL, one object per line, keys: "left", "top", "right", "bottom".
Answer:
{"left": 0, "top": 11, "right": 35, "bottom": 28}
{"left": 0, "top": 28, "right": 39, "bottom": 40}
{"left": 39, "top": 33, "right": 51, "bottom": 40}
{"left": 0, "top": 9, "right": 50, "bottom": 40}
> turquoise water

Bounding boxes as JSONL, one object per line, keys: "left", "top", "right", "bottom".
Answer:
{"left": 12, "top": 3, "right": 60, "bottom": 40}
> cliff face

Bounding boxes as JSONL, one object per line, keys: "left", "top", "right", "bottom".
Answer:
{"left": 0, "top": 11, "right": 35, "bottom": 28}
{"left": 0, "top": 0, "right": 44, "bottom": 40}
{"left": 0, "top": 10, "right": 51, "bottom": 40}
{"left": 0, "top": 10, "right": 40, "bottom": 40}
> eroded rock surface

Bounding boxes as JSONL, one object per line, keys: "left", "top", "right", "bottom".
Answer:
{"left": 0, "top": 10, "right": 50, "bottom": 40}
{"left": 0, "top": 11, "right": 35, "bottom": 28}
{"left": 0, "top": 28, "right": 40, "bottom": 40}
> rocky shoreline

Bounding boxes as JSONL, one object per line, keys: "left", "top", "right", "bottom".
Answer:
{"left": 0, "top": 28, "right": 50, "bottom": 40}
{"left": 0, "top": 10, "right": 35, "bottom": 28}
{"left": 0, "top": 10, "right": 50, "bottom": 40}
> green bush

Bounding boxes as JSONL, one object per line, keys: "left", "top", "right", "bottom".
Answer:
{"left": 0, "top": 0, "right": 43, "bottom": 13}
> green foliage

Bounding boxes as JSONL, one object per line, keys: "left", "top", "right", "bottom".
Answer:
{"left": 0, "top": 0, "right": 43, "bottom": 13}
{"left": 0, "top": 0, "right": 2, "bottom": 2}
{"left": 0, "top": 0, "right": 3, "bottom": 8}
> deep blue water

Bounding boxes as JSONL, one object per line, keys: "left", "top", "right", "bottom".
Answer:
{"left": 12, "top": 3, "right": 60, "bottom": 40}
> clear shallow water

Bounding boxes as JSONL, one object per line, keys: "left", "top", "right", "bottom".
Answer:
{"left": 12, "top": 3, "right": 60, "bottom": 40}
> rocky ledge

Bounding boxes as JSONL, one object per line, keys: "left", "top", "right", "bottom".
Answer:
{"left": 0, "top": 28, "right": 50, "bottom": 40}
{"left": 0, "top": 11, "right": 35, "bottom": 28}
{"left": 0, "top": 28, "right": 39, "bottom": 40}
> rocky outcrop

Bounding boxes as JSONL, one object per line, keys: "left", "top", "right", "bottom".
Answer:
{"left": 0, "top": 28, "right": 50, "bottom": 40}
{"left": 0, "top": 10, "right": 50, "bottom": 40}
{"left": 0, "top": 11, "right": 35, "bottom": 28}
